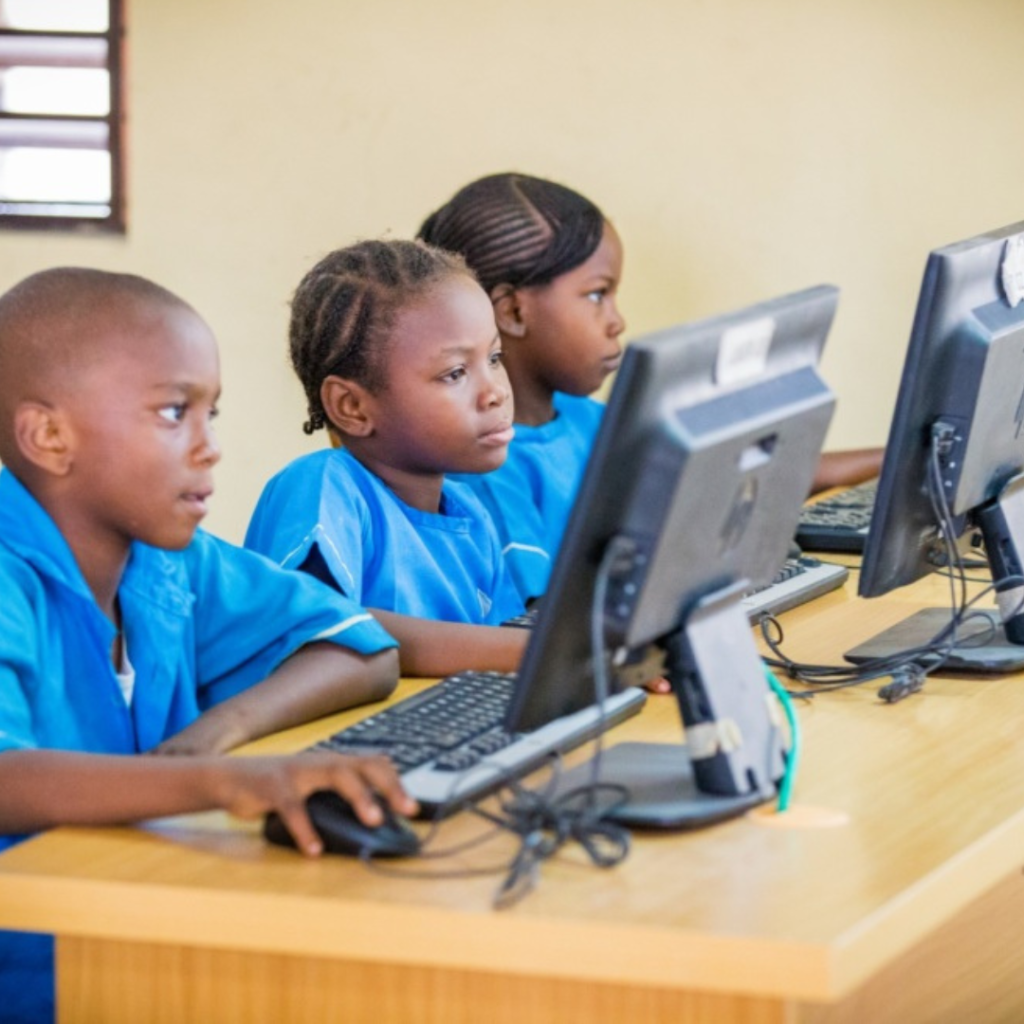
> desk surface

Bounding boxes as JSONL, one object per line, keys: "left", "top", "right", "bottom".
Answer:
{"left": 2, "top": 569, "right": 1024, "bottom": 1018}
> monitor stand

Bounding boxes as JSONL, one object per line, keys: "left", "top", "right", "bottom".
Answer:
{"left": 844, "top": 608, "right": 1024, "bottom": 673}
{"left": 846, "top": 472, "right": 1024, "bottom": 673}
{"left": 554, "top": 587, "right": 787, "bottom": 830}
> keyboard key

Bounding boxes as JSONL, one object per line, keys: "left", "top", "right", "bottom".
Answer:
{"left": 309, "top": 672, "right": 647, "bottom": 818}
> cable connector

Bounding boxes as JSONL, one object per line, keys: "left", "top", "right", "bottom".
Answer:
{"left": 931, "top": 420, "right": 957, "bottom": 458}
{"left": 877, "top": 664, "right": 926, "bottom": 704}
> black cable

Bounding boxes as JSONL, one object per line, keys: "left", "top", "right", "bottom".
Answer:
{"left": 763, "top": 430, "right": 1024, "bottom": 703}
{"left": 361, "top": 540, "right": 633, "bottom": 904}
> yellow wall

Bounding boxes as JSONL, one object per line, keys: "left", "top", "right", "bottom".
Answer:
{"left": 1, "top": 0, "right": 1022, "bottom": 542}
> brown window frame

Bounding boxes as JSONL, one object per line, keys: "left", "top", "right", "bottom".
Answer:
{"left": 0, "top": 0, "right": 125, "bottom": 233}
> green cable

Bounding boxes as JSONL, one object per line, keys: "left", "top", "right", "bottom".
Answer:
{"left": 764, "top": 664, "right": 799, "bottom": 812}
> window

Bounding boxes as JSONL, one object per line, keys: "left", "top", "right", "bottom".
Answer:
{"left": 0, "top": 0, "right": 124, "bottom": 232}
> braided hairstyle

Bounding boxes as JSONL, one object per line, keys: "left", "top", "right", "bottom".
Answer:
{"left": 290, "top": 239, "right": 472, "bottom": 435}
{"left": 417, "top": 172, "right": 606, "bottom": 295}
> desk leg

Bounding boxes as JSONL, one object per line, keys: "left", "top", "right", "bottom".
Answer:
{"left": 57, "top": 939, "right": 791, "bottom": 1024}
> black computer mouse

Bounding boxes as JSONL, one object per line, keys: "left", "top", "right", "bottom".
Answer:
{"left": 263, "top": 790, "right": 421, "bottom": 859}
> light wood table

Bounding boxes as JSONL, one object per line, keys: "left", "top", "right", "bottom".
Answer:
{"left": 3, "top": 571, "right": 1024, "bottom": 1022}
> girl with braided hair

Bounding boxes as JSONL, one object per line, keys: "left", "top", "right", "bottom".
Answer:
{"left": 418, "top": 173, "right": 627, "bottom": 604}
{"left": 245, "top": 239, "right": 530, "bottom": 677}
{"left": 419, "top": 172, "right": 883, "bottom": 604}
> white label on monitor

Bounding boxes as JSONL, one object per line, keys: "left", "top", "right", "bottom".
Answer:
{"left": 997, "top": 584, "right": 1024, "bottom": 623}
{"left": 716, "top": 317, "right": 774, "bottom": 386}
{"left": 1002, "top": 236, "right": 1024, "bottom": 308}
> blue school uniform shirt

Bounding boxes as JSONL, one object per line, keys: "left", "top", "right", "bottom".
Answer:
{"left": 245, "top": 448, "right": 524, "bottom": 626}
{"left": 452, "top": 393, "right": 603, "bottom": 602}
{"left": 0, "top": 468, "right": 396, "bottom": 1023}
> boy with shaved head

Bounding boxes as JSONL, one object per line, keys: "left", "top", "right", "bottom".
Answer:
{"left": 0, "top": 268, "right": 416, "bottom": 1021}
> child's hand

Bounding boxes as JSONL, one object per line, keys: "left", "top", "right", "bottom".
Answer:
{"left": 643, "top": 676, "right": 672, "bottom": 695}
{"left": 211, "top": 751, "right": 418, "bottom": 856}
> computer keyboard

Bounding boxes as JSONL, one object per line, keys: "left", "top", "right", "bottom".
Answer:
{"left": 317, "top": 558, "right": 847, "bottom": 817}
{"left": 505, "top": 555, "right": 850, "bottom": 630}
{"left": 796, "top": 478, "right": 878, "bottom": 553}
{"left": 740, "top": 554, "right": 849, "bottom": 620}
{"left": 310, "top": 671, "right": 647, "bottom": 817}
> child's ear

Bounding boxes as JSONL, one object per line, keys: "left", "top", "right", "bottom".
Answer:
{"left": 320, "top": 375, "right": 375, "bottom": 437}
{"left": 490, "top": 284, "right": 527, "bottom": 339}
{"left": 13, "top": 402, "right": 74, "bottom": 475}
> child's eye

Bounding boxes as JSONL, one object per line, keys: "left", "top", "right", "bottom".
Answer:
{"left": 209, "top": 405, "right": 220, "bottom": 421}
{"left": 586, "top": 288, "right": 607, "bottom": 304}
{"left": 158, "top": 404, "right": 187, "bottom": 424}
{"left": 489, "top": 349, "right": 504, "bottom": 367}
{"left": 440, "top": 367, "right": 467, "bottom": 384}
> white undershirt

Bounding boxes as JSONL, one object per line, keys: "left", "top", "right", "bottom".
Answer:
{"left": 115, "top": 636, "right": 135, "bottom": 706}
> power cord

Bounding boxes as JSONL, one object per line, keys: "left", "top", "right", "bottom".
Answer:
{"left": 877, "top": 664, "right": 927, "bottom": 703}
{"left": 361, "top": 539, "right": 634, "bottom": 907}
{"left": 762, "top": 429, "right": 1024, "bottom": 705}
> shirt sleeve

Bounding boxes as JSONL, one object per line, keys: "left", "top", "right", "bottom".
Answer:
{"left": 481, "top": 514, "right": 529, "bottom": 625}
{"left": 0, "top": 556, "right": 44, "bottom": 754}
{"left": 185, "top": 532, "right": 395, "bottom": 708}
{"left": 446, "top": 483, "right": 528, "bottom": 625}
{"left": 245, "top": 455, "right": 368, "bottom": 601}
{"left": 461, "top": 469, "right": 553, "bottom": 604}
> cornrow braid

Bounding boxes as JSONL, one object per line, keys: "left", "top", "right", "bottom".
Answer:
{"left": 289, "top": 239, "right": 471, "bottom": 435}
{"left": 417, "top": 172, "right": 605, "bottom": 294}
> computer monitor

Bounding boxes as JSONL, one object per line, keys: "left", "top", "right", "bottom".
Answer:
{"left": 506, "top": 285, "right": 838, "bottom": 828}
{"left": 850, "top": 219, "right": 1024, "bottom": 671}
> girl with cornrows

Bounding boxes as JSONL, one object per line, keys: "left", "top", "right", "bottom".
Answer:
{"left": 419, "top": 172, "right": 883, "bottom": 604}
{"left": 245, "top": 240, "right": 530, "bottom": 676}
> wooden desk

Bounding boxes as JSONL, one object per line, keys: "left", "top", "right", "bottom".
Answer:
{"left": 3, "top": 572, "right": 1024, "bottom": 1023}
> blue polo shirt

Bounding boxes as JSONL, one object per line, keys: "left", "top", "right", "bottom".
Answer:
{"left": 0, "top": 468, "right": 396, "bottom": 1022}
{"left": 452, "top": 393, "right": 603, "bottom": 602}
{"left": 245, "top": 448, "right": 524, "bottom": 627}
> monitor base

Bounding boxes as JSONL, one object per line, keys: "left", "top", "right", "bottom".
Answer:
{"left": 554, "top": 741, "right": 770, "bottom": 830}
{"left": 844, "top": 607, "right": 1024, "bottom": 673}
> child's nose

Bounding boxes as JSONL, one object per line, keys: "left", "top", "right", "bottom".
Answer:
{"left": 195, "top": 423, "right": 221, "bottom": 466}
{"left": 481, "top": 371, "right": 510, "bottom": 408}
{"left": 608, "top": 300, "right": 626, "bottom": 337}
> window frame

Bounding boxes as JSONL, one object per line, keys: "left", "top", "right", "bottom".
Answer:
{"left": 0, "top": 0, "right": 125, "bottom": 234}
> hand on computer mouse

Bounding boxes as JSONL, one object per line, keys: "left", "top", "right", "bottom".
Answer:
{"left": 264, "top": 789, "right": 421, "bottom": 859}
{"left": 226, "top": 751, "right": 417, "bottom": 857}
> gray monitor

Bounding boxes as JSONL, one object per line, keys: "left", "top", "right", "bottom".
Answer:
{"left": 851, "top": 220, "right": 1024, "bottom": 671}
{"left": 506, "top": 285, "right": 838, "bottom": 827}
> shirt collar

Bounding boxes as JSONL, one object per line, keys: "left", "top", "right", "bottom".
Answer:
{"left": 0, "top": 468, "right": 95, "bottom": 601}
{"left": 0, "top": 468, "right": 193, "bottom": 618}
